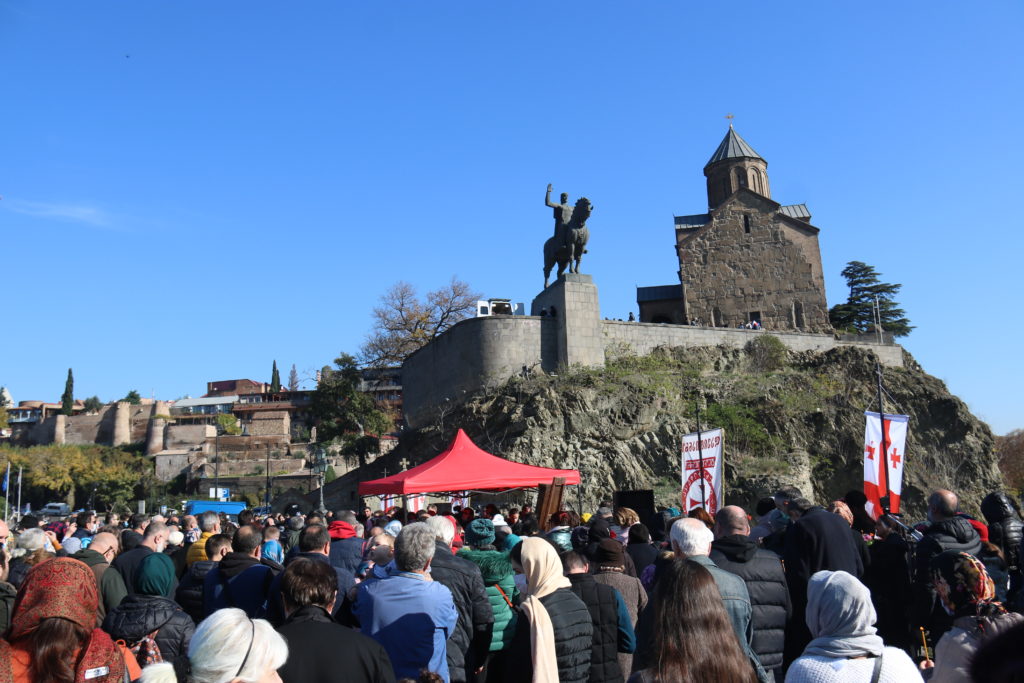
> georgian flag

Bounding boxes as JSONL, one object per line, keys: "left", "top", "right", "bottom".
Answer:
{"left": 863, "top": 411, "right": 909, "bottom": 518}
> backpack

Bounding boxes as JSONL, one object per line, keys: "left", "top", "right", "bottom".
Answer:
{"left": 129, "top": 629, "right": 164, "bottom": 666}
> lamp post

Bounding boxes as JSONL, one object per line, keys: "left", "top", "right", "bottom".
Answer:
{"left": 213, "top": 419, "right": 225, "bottom": 500}
{"left": 311, "top": 447, "right": 328, "bottom": 513}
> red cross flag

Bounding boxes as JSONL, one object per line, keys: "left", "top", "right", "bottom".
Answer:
{"left": 681, "top": 428, "right": 725, "bottom": 515}
{"left": 863, "top": 411, "right": 909, "bottom": 518}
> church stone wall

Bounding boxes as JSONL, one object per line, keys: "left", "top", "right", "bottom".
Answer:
{"left": 678, "top": 192, "right": 829, "bottom": 333}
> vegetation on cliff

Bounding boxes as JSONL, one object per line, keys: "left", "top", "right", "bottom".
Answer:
{"left": 389, "top": 339, "right": 999, "bottom": 518}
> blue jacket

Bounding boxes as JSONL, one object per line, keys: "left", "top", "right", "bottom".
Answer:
{"left": 354, "top": 571, "right": 458, "bottom": 682}
{"left": 330, "top": 537, "right": 365, "bottom": 576}
{"left": 202, "top": 552, "right": 275, "bottom": 619}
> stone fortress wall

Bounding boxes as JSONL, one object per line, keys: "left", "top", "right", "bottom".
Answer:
{"left": 401, "top": 275, "right": 903, "bottom": 429}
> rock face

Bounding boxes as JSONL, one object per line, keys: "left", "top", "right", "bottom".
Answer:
{"left": 378, "top": 341, "right": 1000, "bottom": 519}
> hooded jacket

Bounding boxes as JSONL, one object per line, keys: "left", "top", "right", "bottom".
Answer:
{"left": 457, "top": 548, "right": 520, "bottom": 651}
{"left": 710, "top": 534, "right": 791, "bottom": 671}
{"left": 981, "top": 492, "right": 1023, "bottom": 571}
{"left": 328, "top": 521, "right": 365, "bottom": 576}
{"left": 912, "top": 516, "right": 982, "bottom": 636}
{"left": 174, "top": 559, "right": 216, "bottom": 623}
{"left": 102, "top": 594, "right": 195, "bottom": 667}
{"left": 429, "top": 541, "right": 494, "bottom": 682}
{"left": 70, "top": 547, "right": 128, "bottom": 619}
{"left": 202, "top": 551, "right": 276, "bottom": 618}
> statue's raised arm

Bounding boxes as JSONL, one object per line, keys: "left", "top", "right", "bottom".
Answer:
{"left": 545, "top": 183, "right": 558, "bottom": 209}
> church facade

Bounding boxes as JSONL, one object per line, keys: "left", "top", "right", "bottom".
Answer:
{"left": 639, "top": 127, "right": 830, "bottom": 333}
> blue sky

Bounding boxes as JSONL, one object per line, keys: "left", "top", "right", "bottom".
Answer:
{"left": 2, "top": 2, "right": 1021, "bottom": 435}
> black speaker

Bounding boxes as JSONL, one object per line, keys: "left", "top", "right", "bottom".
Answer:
{"left": 613, "top": 490, "right": 655, "bottom": 524}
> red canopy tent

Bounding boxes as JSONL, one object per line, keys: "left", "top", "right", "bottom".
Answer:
{"left": 358, "top": 428, "right": 580, "bottom": 496}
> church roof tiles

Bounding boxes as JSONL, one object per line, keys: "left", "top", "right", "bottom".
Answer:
{"left": 705, "top": 127, "right": 764, "bottom": 168}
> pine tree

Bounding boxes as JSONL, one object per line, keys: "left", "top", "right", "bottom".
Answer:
{"left": 288, "top": 364, "right": 300, "bottom": 392}
{"left": 61, "top": 368, "right": 74, "bottom": 416}
{"left": 829, "top": 261, "right": 914, "bottom": 337}
{"left": 270, "top": 360, "right": 281, "bottom": 393}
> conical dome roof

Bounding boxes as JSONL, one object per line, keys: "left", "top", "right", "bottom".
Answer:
{"left": 705, "top": 126, "right": 764, "bottom": 168}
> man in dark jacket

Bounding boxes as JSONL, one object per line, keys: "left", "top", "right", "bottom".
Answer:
{"left": 175, "top": 533, "right": 230, "bottom": 624}
{"left": 711, "top": 506, "right": 790, "bottom": 681}
{"left": 981, "top": 491, "right": 1023, "bottom": 601}
{"left": 782, "top": 498, "right": 864, "bottom": 665}
{"left": 70, "top": 531, "right": 127, "bottom": 619}
{"left": 266, "top": 524, "right": 355, "bottom": 626}
{"left": 912, "top": 489, "right": 982, "bottom": 641}
{"left": 329, "top": 509, "right": 366, "bottom": 576}
{"left": 564, "top": 551, "right": 635, "bottom": 683}
{"left": 425, "top": 515, "right": 493, "bottom": 683}
{"left": 112, "top": 522, "right": 172, "bottom": 597}
{"left": 276, "top": 557, "right": 395, "bottom": 683}
{"left": 203, "top": 524, "right": 277, "bottom": 618}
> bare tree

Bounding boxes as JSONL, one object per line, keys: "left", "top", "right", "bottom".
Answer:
{"left": 360, "top": 277, "right": 481, "bottom": 367}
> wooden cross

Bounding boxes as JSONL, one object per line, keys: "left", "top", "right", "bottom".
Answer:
{"left": 725, "top": 113, "right": 734, "bottom": 127}
{"left": 398, "top": 458, "right": 410, "bottom": 471}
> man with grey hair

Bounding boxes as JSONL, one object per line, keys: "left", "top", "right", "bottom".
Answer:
{"left": 354, "top": 522, "right": 458, "bottom": 681}
{"left": 186, "top": 510, "right": 221, "bottom": 567}
{"left": 670, "top": 517, "right": 767, "bottom": 682}
{"left": 424, "top": 515, "right": 493, "bottom": 682}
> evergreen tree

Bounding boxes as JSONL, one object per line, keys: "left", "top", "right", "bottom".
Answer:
{"left": 270, "top": 360, "right": 281, "bottom": 393}
{"left": 83, "top": 396, "right": 104, "bottom": 413}
{"left": 829, "top": 261, "right": 914, "bottom": 337}
{"left": 0, "top": 387, "right": 8, "bottom": 431}
{"left": 288, "top": 364, "right": 300, "bottom": 392}
{"left": 122, "top": 390, "right": 142, "bottom": 405}
{"left": 61, "top": 369, "right": 74, "bottom": 416}
{"left": 312, "top": 353, "right": 390, "bottom": 442}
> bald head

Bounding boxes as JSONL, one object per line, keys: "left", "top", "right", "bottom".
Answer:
{"left": 89, "top": 532, "right": 119, "bottom": 556}
{"left": 929, "top": 489, "right": 958, "bottom": 520}
{"left": 714, "top": 506, "right": 750, "bottom": 538}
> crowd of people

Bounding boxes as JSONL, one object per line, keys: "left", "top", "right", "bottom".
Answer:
{"left": 0, "top": 486, "right": 1023, "bottom": 682}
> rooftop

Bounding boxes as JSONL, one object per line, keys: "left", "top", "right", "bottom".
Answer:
{"left": 637, "top": 284, "right": 683, "bottom": 303}
{"left": 674, "top": 213, "right": 710, "bottom": 229}
{"left": 779, "top": 203, "right": 811, "bottom": 219}
{"left": 705, "top": 127, "right": 764, "bottom": 168}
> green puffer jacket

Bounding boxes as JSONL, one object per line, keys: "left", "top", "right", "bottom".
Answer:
{"left": 458, "top": 548, "right": 519, "bottom": 651}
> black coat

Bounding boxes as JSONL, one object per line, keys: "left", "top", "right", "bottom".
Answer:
{"left": 506, "top": 587, "right": 593, "bottom": 683}
{"left": 982, "top": 492, "right": 1023, "bottom": 571}
{"left": 625, "top": 543, "right": 658, "bottom": 578}
{"left": 710, "top": 535, "right": 791, "bottom": 672}
{"left": 863, "top": 533, "right": 912, "bottom": 650}
{"left": 174, "top": 559, "right": 215, "bottom": 624}
{"left": 428, "top": 541, "right": 494, "bottom": 683}
{"left": 567, "top": 573, "right": 624, "bottom": 683}
{"left": 912, "top": 516, "right": 982, "bottom": 638}
{"left": 102, "top": 594, "right": 195, "bottom": 667}
{"left": 266, "top": 552, "right": 354, "bottom": 627}
{"left": 276, "top": 605, "right": 395, "bottom": 683}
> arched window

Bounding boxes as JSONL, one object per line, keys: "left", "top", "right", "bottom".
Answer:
{"left": 749, "top": 169, "right": 760, "bottom": 193}
{"left": 735, "top": 168, "right": 747, "bottom": 188}
{"left": 713, "top": 307, "right": 724, "bottom": 327}
{"left": 743, "top": 215, "right": 751, "bottom": 234}
{"left": 721, "top": 177, "right": 731, "bottom": 201}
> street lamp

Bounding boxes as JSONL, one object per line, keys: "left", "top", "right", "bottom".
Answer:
{"left": 213, "top": 419, "right": 225, "bottom": 500}
{"left": 310, "top": 447, "right": 328, "bottom": 513}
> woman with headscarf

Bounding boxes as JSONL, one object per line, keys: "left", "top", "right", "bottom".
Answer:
{"left": 140, "top": 607, "right": 288, "bottom": 683}
{"left": 102, "top": 551, "right": 195, "bottom": 668}
{"left": 0, "top": 557, "right": 134, "bottom": 683}
{"left": 629, "top": 558, "right": 755, "bottom": 683}
{"left": 505, "top": 537, "right": 593, "bottom": 683}
{"left": 785, "top": 570, "right": 921, "bottom": 682}
{"left": 922, "top": 551, "right": 1024, "bottom": 682}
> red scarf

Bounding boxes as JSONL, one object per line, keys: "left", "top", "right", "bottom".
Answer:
{"left": 0, "top": 559, "right": 127, "bottom": 682}
{"left": 328, "top": 520, "right": 356, "bottom": 540}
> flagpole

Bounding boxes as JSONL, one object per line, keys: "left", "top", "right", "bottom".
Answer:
{"left": 695, "top": 396, "right": 707, "bottom": 511}
{"left": 876, "top": 362, "right": 891, "bottom": 515}
{"left": 16, "top": 466, "right": 22, "bottom": 523}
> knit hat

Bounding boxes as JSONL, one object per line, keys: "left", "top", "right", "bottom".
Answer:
{"left": 594, "top": 538, "right": 625, "bottom": 569}
{"left": 384, "top": 519, "right": 403, "bottom": 537}
{"left": 465, "top": 518, "right": 496, "bottom": 547}
{"left": 136, "top": 551, "right": 176, "bottom": 596}
{"left": 490, "top": 514, "right": 508, "bottom": 528}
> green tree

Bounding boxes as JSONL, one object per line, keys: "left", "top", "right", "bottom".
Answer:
{"left": 270, "top": 360, "right": 281, "bottom": 393}
{"left": 288, "top": 364, "right": 300, "bottom": 392}
{"left": 215, "top": 413, "right": 242, "bottom": 435}
{"left": 312, "top": 353, "right": 391, "bottom": 443}
{"left": 122, "top": 390, "right": 142, "bottom": 405}
{"left": 83, "top": 396, "right": 104, "bottom": 413}
{"left": 828, "top": 261, "right": 914, "bottom": 337}
{"left": 0, "top": 387, "right": 9, "bottom": 431}
{"left": 61, "top": 369, "right": 75, "bottom": 416}
{"left": 360, "top": 277, "right": 482, "bottom": 367}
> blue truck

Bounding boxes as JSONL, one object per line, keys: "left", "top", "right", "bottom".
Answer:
{"left": 184, "top": 500, "right": 248, "bottom": 523}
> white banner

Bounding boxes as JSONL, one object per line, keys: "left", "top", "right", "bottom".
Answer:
{"left": 863, "top": 411, "right": 909, "bottom": 518}
{"left": 681, "top": 428, "right": 724, "bottom": 515}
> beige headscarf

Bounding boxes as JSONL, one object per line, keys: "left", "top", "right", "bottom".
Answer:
{"left": 519, "top": 537, "right": 572, "bottom": 683}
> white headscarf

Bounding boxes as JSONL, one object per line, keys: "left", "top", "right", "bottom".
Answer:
{"left": 518, "top": 537, "right": 571, "bottom": 682}
{"left": 803, "top": 570, "right": 885, "bottom": 658}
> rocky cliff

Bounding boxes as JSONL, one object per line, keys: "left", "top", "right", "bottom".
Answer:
{"left": 357, "top": 339, "right": 1001, "bottom": 519}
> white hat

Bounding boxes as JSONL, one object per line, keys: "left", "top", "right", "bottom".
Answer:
{"left": 491, "top": 514, "right": 508, "bottom": 528}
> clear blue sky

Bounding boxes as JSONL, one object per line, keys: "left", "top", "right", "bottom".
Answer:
{"left": 2, "top": 2, "right": 1021, "bottom": 435}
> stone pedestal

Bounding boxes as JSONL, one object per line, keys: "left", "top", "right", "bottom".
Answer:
{"left": 531, "top": 274, "right": 605, "bottom": 369}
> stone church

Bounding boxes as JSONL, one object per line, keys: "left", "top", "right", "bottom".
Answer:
{"left": 638, "top": 127, "right": 830, "bottom": 332}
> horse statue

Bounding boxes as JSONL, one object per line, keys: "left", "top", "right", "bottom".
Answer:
{"left": 543, "top": 224, "right": 571, "bottom": 288}
{"left": 566, "top": 196, "right": 591, "bottom": 275}
{"left": 542, "top": 191, "right": 592, "bottom": 288}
